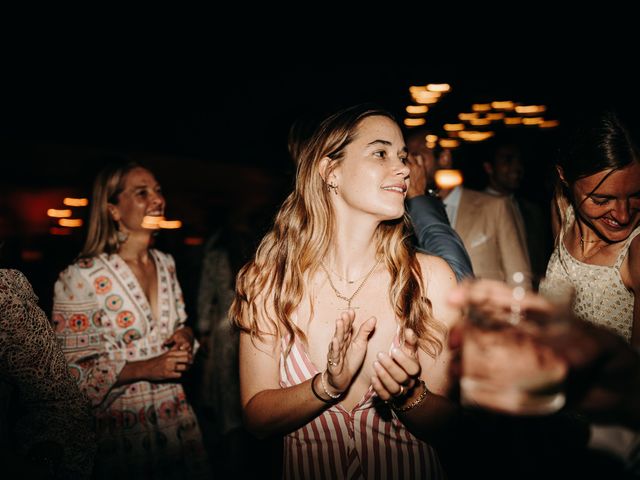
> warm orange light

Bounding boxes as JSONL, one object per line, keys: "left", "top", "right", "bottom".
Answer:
{"left": 426, "top": 134, "right": 438, "bottom": 143}
{"left": 515, "top": 105, "right": 547, "bottom": 114}
{"left": 184, "top": 236, "right": 204, "bottom": 246}
{"left": 50, "top": 227, "right": 72, "bottom": 236}
{"left": 469, "top": 118, "right": 491, "bottom": 126}
{"left": 472, "top": 103, "right": 491, "bottom": 112}
{"left": 58, "top": 218, "right": 83, "bottom": 227}
{"left": 458, "top": 112, "right": 479, "bottom": 121}
{"left": 439, "top": 139, "right": 460, "bottom": 149}
{"left": 539, "top": 119, "right": 560, "bottom": 128}
{"left": 522, "top": 117, "right": 544, "bottom": 125}
{"left": 403, "top": 118, "right": 426, "bottom": 127}
{"left": 443, "top": 123, "right": 465, "bottom": 131}
{"left": 141, "top": 215, "right": 164, "bottom": 229}
{"left": 504, "top": 117, "right": 523, "bottom": 125}
{"left": 459, "top": 131, "right": 495, "bottom": 142}
{"left": 435, "top": 169, "right": 463, "bottom": 189}
{"left": 159, "top": 220, "right": 182, "bottom": 229}
{"left": 426, "top": 83, "right": 451, "bottom": 93}
{"left": 485, "top": 112, "right": 505, "bottom": 121}
{"left": 491, "top": 101, "right": 516, "bottom": 110}
{"left": 63, "top": 198, "right": 89, "bottom": 207}
{"left": 47, "top": 208, "right": 72, "bottom": 218}
{"left": 406, "top": 105, "right": 429, "bottom": 114}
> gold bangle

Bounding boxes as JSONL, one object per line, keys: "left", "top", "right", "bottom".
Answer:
{"left": 391, "top": 379, "right": 429, "bottom": 412}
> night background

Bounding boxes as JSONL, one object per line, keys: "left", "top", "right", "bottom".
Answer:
{"left": 2, "top": 63, "right": 639, "bottom": 313}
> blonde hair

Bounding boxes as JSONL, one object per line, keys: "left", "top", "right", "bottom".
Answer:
{"left": 231, "top": 104, "right": 444, "bottom": 357}
{"left": 80, "top": 162, "right": 142, "bottom": 258}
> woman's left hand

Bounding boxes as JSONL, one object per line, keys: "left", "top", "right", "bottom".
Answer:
{"left": 163, "top": 326, "right": 194, "bottom": 355}
{"left": 371, "top": 328, "right": 421, "bottom": 402}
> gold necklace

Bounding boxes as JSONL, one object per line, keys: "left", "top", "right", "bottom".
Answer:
{"left": 578, "top": 227, "right": 606, "bottom": 260}
{"left": 324, "top": 264, "right": 373, "bottom": 284}
{"left": 320, "top": 258, "right": 381, "bottom": 310}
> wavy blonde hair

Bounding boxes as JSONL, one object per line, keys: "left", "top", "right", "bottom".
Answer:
{"left": 80, "top": 161, "right": 142, "bottom": 258}
{"left": 231, "top": 104, "right": 444, "bottom": 357}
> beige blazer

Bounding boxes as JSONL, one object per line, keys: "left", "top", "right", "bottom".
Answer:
{"left": 454, "top": 188, "right": 531, "bottom": 285}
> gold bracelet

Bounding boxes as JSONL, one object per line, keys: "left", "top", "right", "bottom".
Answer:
{"left": 321, "top": 370, "right": 342, "bottom": 400}
{"left": 390, "top": 379, "right": 429, "bottom": 412}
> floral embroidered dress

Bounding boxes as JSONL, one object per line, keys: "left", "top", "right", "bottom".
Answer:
{"left": 52, "top": 250, "right": 209, "bottom": 479}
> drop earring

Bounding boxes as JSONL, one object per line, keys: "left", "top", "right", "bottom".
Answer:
{"left": 327, "top": 182, "right": 339, "bottom": 195}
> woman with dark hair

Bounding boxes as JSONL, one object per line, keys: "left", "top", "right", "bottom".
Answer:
{"left": 51, "top": 162, "right": 209, "bottom": 478}
{"left": 541, "top": 109, "right": 640, "bottom": 346}
{"left": 231, "top": 104, "right": 460, "bottom": 478}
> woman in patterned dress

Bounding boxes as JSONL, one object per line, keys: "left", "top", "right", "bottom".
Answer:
{"left": 231, "top": 105, "right": 461, "bottom": 479}
{"left": 52, "top": 162, "right": 209, "bottom": 479}
{"left": 542, "top": 109, "right": 640, "bottom": 346}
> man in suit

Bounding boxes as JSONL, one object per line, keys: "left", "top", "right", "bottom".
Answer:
{"left": 483, "top": 143, "right": 551, "bottom": 282}
{"left": 405, "top": 129, "right": 530, "bottom": 286}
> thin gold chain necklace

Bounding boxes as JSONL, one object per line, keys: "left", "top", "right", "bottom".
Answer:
{"left": 577, "top": 224, "right": 606, "bottom": 260}
{"left": 320, "top": 258, "right": 381, "bottom": 310}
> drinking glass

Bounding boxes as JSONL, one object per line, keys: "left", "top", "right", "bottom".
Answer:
{"left": 459, "top": 274, "right": 573, "bottom": 415}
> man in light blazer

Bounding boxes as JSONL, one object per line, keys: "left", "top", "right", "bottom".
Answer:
{"left": 436, "top": 148, "right": 531, "bottom": 286}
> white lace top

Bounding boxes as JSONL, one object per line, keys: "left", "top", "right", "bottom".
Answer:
{"left": 541, "top": 206, "right": 640, "bottom": 342}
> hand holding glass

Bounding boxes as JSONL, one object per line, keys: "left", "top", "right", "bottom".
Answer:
{"left": 459, "top": 276, "right": 572, "bottom": 415}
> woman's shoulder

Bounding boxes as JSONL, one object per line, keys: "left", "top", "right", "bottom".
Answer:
{"left": 415, "top": 251, "right": 456, "bottom": 282}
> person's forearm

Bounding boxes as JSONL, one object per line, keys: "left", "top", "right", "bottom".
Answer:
{"left": 243, "top": 374, "right": 336, "bottom": 439}
{"left": 113, "top": 360, "right": 149, "bottom": 387}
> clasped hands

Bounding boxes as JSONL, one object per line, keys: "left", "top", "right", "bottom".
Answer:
{"left": 323, "top": 310, "right": 422, "bottom": 406}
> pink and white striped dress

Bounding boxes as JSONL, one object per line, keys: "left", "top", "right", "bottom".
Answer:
{"left": 279, "top": 335, "right": 444, "bottom": 480}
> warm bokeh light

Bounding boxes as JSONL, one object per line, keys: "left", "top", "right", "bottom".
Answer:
{"left": 504, "top": 117, "right": 523, "bottom": 125}
{"left": 435, "top": 169, "right": 463, "bottom": 189}
{"left": 539, "top": 119, "right": 560, "bottom": 128}
{"left": 485, "top": 112, "right": 505, "bottom": 121}
{"left": 491, "top": 101, "right": 516, "bottom": 110}
{"left": 426, "top": 134, "right": 438, "bottom": 143}
{"left": 522, "top": 117, "right": 544, "bottom": 125}
{"left": 406, "top": 105, "right": 429, "bottom": 114}
{"left": 458, "top": 112, "right": 479, "bottom": 121}
{"left": 443, "top": 123, "right": 465, "bottom": 131}
{"left": 63, "top": 198, "right": 89, "bottom": 207}
{"left": 58, "top": 218, "right": 83, "bottom": 227}
{"left": 403, "top": 118, "right": 426, "bottom": 127}
{"left": 184, "top": 236, "right": 204, "bottom": 246}
{"left": 47, "top": 208, "right": 72, "bottom": 218}
{"left": 159, "top": 220, "right": 182, "bottom": 229}
{"left": 515, "top": 105, "right": 547, "bottom": 114}
{"left": 426, "top": 83, "right": 451, "bottom": 93}
{"left": 458, "top": 131, "right": 495, "bottom": 142}
{"left": 50, "top": 227, "right": 72, "bottom": 236}
{"left": 472, "top": 103, "right": 491, "bottom": 112}
{"left": 439, "top": 139, "right": 460, "bottom": 149}
{"left": 469, "top": 118, "right": 491, "bottom": 126}
{"left": 141, "top": 215, "right": 164, "bottom": 229}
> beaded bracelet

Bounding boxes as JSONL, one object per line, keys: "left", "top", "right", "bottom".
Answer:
{"left": 311, "top": 372, "right": 333, "bottom": 404}
{"left": 321, "top": 370, "right": 342, "bottom": 400}
{"left": 390, "top": 379, "right": 429, "bottom": 413}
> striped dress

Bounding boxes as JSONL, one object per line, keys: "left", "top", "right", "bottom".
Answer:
{"left": 279, "top": 335, "right": 444, "bottom": 480}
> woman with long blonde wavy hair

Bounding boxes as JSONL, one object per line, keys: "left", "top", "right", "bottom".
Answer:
{"left": 231, "top": 104, "right": 460, "bottom": 479}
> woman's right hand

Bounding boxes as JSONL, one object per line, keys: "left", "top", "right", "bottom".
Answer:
{"left": 325, "top": 310, "right": 377, "bottom": 394}
{"left": 143, "top": 349, "right": 192, "bottom": 381}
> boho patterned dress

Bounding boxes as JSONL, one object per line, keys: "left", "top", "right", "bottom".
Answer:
{"left": 0, "top": 269, "right": 95, "bottom": 478}
{"left": 52, "top": 250, "right": 209, "bottom": 479}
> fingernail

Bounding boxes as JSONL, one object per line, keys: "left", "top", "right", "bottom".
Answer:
{"left": 377, "top": 352, "right": 385, "bottom": 360}
{"left": 391, "top": 348, "right": 399, "bottom": 355}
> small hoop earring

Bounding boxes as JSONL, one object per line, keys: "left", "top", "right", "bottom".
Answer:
{"left": 116, "top": 228, "right": 129, "bottom": 244}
